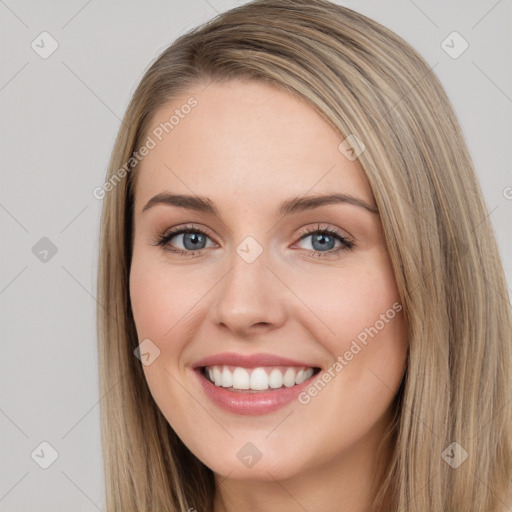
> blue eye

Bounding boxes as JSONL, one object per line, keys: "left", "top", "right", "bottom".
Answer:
{"left": 154, "top": 223, "right": 354, "bottom": 258}
{"left": 295, "top": 225, "right": 354, "bottom": 256}
{"left": 155, "top": 225, "right": 214, "bottom": 256}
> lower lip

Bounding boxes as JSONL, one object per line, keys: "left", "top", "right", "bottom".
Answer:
{"left": 194, "top": 369, "right": 316, "bottom": 415}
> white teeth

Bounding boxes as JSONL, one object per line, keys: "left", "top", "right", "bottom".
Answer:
{"left": 221, "top": 367, "right": 232, "bottom": 388}
{"left": 283, "top": 368, "right": 296, "bottom": 387}
{"left": 232, "top": 367, "right": 250, "bottom": 390}
{"left": 205, "top": 365, "right": 315, "bottom": 391}
{"left": 213, "top": 367, "right": 222, "bottom": 387}
{"left": 250, "top": 368, "right": 269, "bottom": 390}
{"left": 302, "top": 368, "right": 314, "bottom": 382}
{"left": 269, "top": 368, "right": 283, "bottom": 388}
{"left": 295, "top": 368, "right": 314, "bottom": 384}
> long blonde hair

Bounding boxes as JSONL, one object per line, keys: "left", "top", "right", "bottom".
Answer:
{"left": 96, "top": 1, "right": 512, "bottom": 510}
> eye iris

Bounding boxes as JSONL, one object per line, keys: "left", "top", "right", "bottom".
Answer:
{"left": 183, "top": 232, "right": 205, "bottom": 250}
{"left": 312, "top": 233, "right": 335, "bottom": 251}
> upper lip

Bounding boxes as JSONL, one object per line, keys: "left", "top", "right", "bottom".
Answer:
{"left": 192, "top": 352, "right": 320, "bottom": 369}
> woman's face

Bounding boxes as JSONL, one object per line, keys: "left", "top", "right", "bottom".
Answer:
{"left": 129, "top": 79, "right": 408, "bottom": 482}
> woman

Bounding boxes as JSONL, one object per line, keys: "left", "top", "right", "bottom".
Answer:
{"left": 96, "top": 0, "right": 512, "bottom": 510}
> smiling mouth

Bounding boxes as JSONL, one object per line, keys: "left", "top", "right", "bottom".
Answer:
{"left": 201, "top": 365, "right": 321, "bottom": 392}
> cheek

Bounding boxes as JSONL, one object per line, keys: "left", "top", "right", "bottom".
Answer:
{"left": 129, "top": 257, "right": 205, "bottom": 429}
{"left": 129, "top": 251, "right": 208, "bottom": 345}
{"left": 291, "top": 257, "right": 402, "bottom": 349}
{"left": 294, "top": 258, "right": 407, "bottom": 416}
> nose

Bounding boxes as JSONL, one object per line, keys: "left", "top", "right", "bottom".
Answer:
{"left": 210, "top": 248, "right": 287, "bottom": 338}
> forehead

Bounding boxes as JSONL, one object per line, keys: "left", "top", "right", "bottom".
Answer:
{"left": 134, "top": 79, "right": 373, "bottom": 213}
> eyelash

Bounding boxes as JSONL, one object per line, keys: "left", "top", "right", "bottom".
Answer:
{"left": 153, "top": 223, "right": 355, "bottom": 258}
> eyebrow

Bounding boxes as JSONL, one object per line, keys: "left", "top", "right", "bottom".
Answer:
{"left": 141, "top": 192, "right": 379, "bottom": 216}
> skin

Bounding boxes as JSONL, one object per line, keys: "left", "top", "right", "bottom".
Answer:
{"left": 129, "top": 79, "right": 408, "bottom": 512}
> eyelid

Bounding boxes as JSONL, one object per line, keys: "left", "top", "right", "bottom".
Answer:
{"left": 295, "top": 223, "right": 355, "bottom": 244}
{"left": 160, "top": 223, "right": 217, "bottom": 240}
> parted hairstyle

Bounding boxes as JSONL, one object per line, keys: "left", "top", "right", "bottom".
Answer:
{"left": 96, "top": 1, "right": 512, "bottom": 510}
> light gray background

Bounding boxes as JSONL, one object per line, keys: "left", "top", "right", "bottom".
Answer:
{"left": 1, "top": 0, "right": 511, "bottom": 510}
